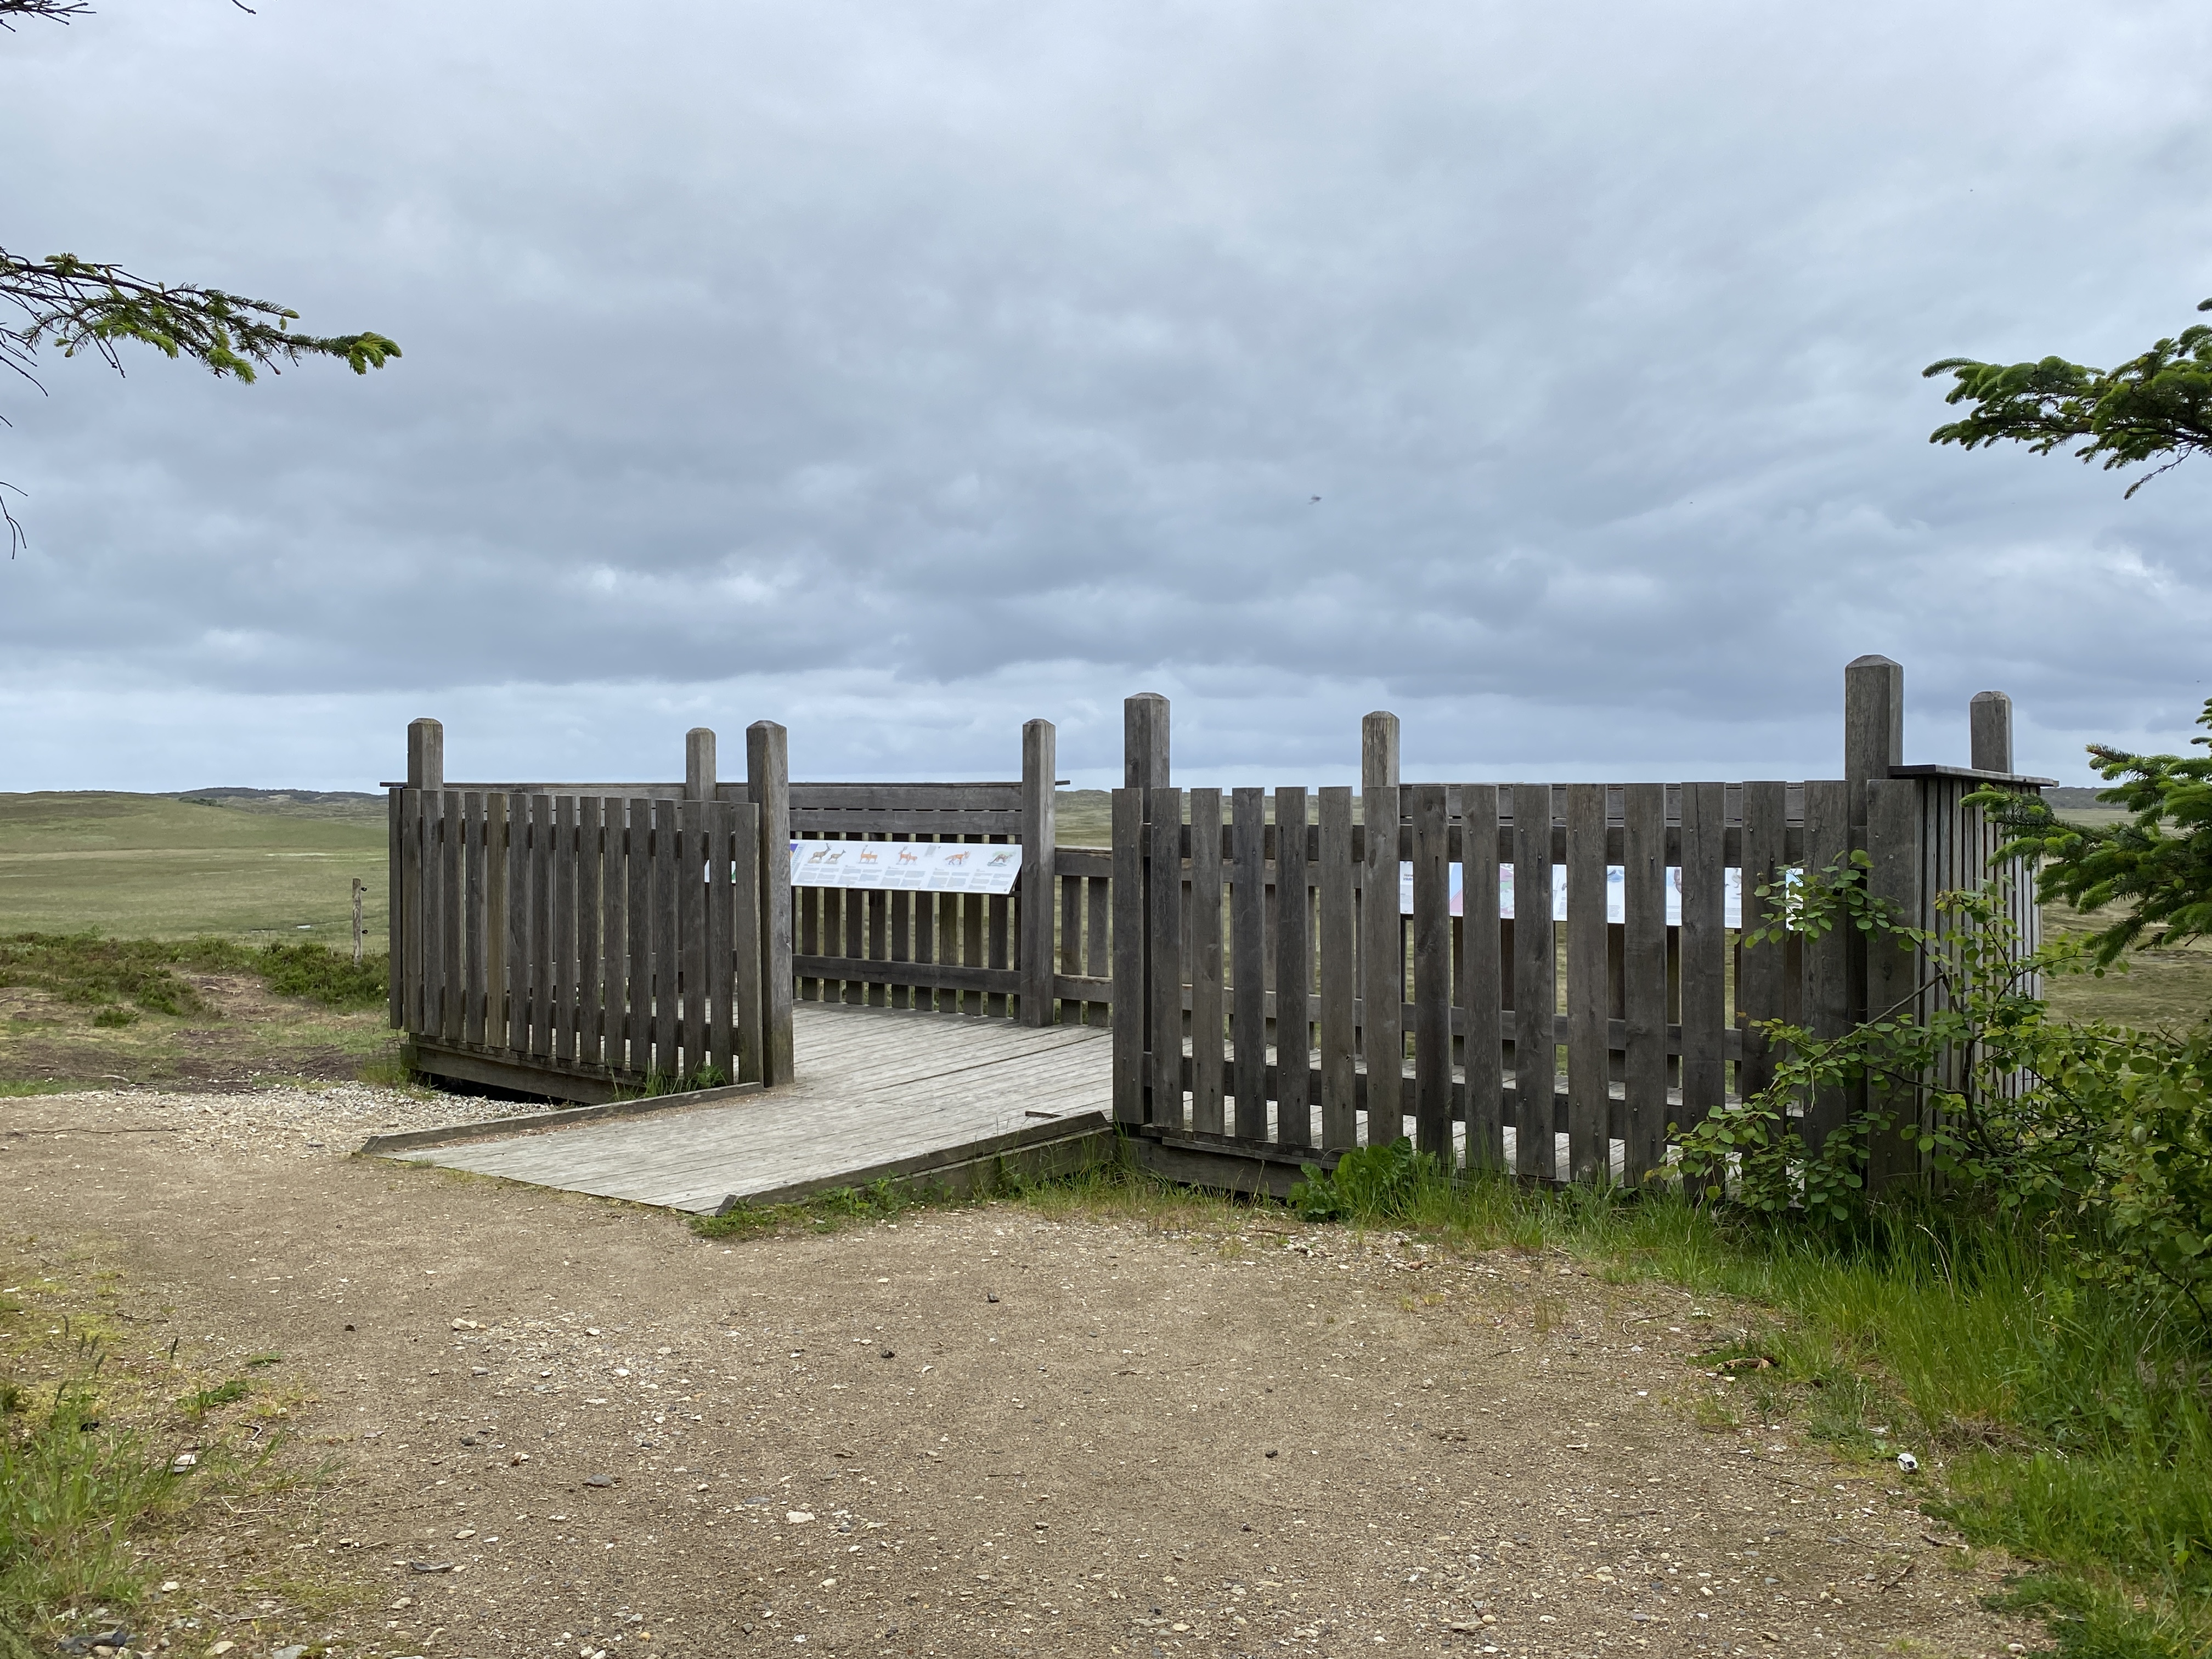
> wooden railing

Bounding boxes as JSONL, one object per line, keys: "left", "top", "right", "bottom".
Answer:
{"left": 386, "top": 720, "right": 794, "bottom": 1103}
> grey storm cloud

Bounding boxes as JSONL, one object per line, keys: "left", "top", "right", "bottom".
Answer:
{"left": 4, "top": 0, "right": 2211, "bottom": 789}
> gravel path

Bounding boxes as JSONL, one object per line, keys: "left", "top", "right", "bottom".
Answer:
{"left": 0, "top": 1090, "right": 2046, "bottom": 1659}
{"left": 3, "top": 1081, "right": 526, "bottom": 1158}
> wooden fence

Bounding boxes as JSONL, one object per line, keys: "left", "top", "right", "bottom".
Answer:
{"left": 1108, "top": 656, "right": 2051, "bottom": 1189}
{"left": 386, "top": 654, "right": 2050, "bottom": 1187}
{"left": 787, "top": 717, "right": 1120, "bottom": 1027}
{"left": 387, "top": 721, "right": 793, "bottom": 1103}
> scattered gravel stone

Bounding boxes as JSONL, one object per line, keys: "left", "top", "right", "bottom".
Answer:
{"left": 17, "top": 1082, "right": 525, "bottom": 1157}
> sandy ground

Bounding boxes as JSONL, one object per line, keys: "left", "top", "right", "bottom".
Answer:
{"left": 2, "top": 1087, "right": 2044, "bottom": 1659}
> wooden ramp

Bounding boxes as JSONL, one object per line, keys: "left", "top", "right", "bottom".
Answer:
{"left": 389, "top": 1004, "right": 1113, "bottom": 1214}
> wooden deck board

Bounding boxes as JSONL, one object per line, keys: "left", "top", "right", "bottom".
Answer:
{"left": 392, "top": 1003, "right": 1111, "bottom": 1212}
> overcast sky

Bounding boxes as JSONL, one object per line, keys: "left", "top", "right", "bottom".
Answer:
{"left": 4, "top": 0, "right": 2210, "bottom": 792}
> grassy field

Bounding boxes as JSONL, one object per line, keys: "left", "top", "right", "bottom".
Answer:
{"left": 0, "top": 793, "right": 389, "bottom": 952}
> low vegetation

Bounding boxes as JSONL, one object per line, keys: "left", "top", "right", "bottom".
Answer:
{"left": 0, "top": 933, "right": 387, "bottom": 1024}
{"left": 0, "top": 1284, "right": 291, "bottom": 1659}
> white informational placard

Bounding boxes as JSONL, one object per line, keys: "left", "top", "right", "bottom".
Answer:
{"left": 791, "top": 839, "right": 1023, "bottom": 895}
{"left": 1398, "top": 863, "right": 1742, "bottom": 928}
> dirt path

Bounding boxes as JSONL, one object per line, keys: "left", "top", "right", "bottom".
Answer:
{"left": 4, "top": 1091, "right": 2040, "bottom": 1659}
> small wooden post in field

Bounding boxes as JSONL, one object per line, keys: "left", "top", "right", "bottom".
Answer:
{"left": 352, "top": 877, "right": 365, "bottom": 964}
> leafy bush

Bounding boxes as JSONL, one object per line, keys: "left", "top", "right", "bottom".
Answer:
{"left": 1672, "top": 859, "right": 2212, "bottom": 1332}
{"left": 1289, "top": 1137, "right": 1446, "bottom": 1222}
{"left": 252, "top": 940, "right": 387, "bottom": 1009}
{"left": 1978, "top": 697, "right": 2212, "bottom": 964}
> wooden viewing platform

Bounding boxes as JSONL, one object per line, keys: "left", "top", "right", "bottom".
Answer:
{"left": 381, "top": 657, "right": 2052, "bottom": 1205}
{"left": 377, "top": 1002, "right": 1114, "bottom": 1212}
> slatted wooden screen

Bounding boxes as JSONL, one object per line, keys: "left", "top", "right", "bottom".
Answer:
{"left": 791, "top": 783, "right": 1026, "bottom": 1017}
{"left": 1111, "top": 781, "right": 1849, "bottom": 1186}
{"left": 393, "top": 791, "right": 764, "bottom": 1090}
{"left": 785, "top": 743, "right": 1118, "bottom": 1026}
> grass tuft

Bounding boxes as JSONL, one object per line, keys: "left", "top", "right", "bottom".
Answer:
{"left": 0, "top": 932, "right": 386, "bottom": 1016}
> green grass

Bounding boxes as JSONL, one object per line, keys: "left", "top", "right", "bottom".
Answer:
{"left": 0, "top": 793, "right": 388, "bottom": 951}
{"left": 0, "top": 933, "right": 387, "bottom": 1016}
{"left": 0, "top": 1369, "right": 178, "bottom": 1657}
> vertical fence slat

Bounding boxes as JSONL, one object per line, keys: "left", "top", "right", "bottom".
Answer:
{"left": 988, "top": 869, "right": 1011, "bottom": 1020}
{"left": 627, "top": 797, "right": 653, "bottom": 1077}
{"left": 731, "top": 802, "right": 763, "bottom": 1084}
{"left": 1511, "top": 783, "right": 1556, "bottom": 1180}
{"left": 527, "top": 795, "right": 554, "bottom": 1059}
{"left": 868, "top": 882, "right": 889, "bottom": 1009}
{"left": 1678, "top": 781, "right": 1728, "bottom": 1125}
{"left": 1621, "top": 782, "right": 1668, "bottom": 1183}
{"left": 1274, "top": 787, "right": 1312, "bottom": 1149}
{"left": 1805, "top": 783, "right": 1858, "bottom": 1159}
{"left": 409, "top": 792, "right": 433, "bottom": 1040}
{"left": 1086, "top": 874, "right": 1111, "bottom": 1025}
{"left": 552, "top": 795, "right": 577, "bottom": 1063}
{"left": 704, "top": 803, "right": 733, "bottom": 1081}
{"left": 1459, "top": 785, "right": 1504, "bottom": 1170}
{"left": 1059, "top": 871, "right": 1082, "bottom": 1021}
{"left": 1737, "top": 781, "right": 1788, "bottom": 1110}
{"left": 599, "top": 798, "right": 626, "bottom": 1073}
{"left": 1230, "top": 787, "right": 1268, "bottom": 1141}
{"left": 1110, "top": 788, "right": 1146, "bottom": 1125}
{"left": 679, "top": 800, "right": 707, "bottom": 1079}
{"left": 1408, "top": 785, "right": 1451, "bottom": 1161}
{"left": 799, "top": 883, "right": 821, "bottom": 1006}
{"left": 961, "top": 880, "right": 985, "bottom": 1018}
{"left": 891, "top": 882, "right": 912, "bottom": 1013}
{"left": 387, "top": 789, "right": 405, "bottom": 1030}
{"left": 1187, "top": 788, "right": 1226, "bottom": 1135}
{"left": 1867, "top": 776, "right": 1928, "bottom": 1191}
{"left": 485, "top": 794, "right": 511, "bottom": 1051}
{"left": 509, "top": 794, "right": 532, "bottom": 1054}
{"left": 1148, "top": 788, "right": 1183, "bottom": 1130}
{"left": 576, "top": 797, "right": 603, "bottom": 1069}
{"left": 1318, "top": 787, "right": 1359, "bottom": 1151}
{"left": 1360, "top": 782, "right": 1404, "bottom": 1146}
{"left": 1566, "top": 782, "right": 1609, "bottom": 1183}
{"left": 654, "top": 799, "right": 680, "bottom": 1074}
{"left": 462, "top": 792, "right": 487, "bottom": 1047}
{"left": 439, "top": 791, "right": 464, "bottom": 1042}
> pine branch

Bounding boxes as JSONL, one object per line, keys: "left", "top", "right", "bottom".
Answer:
{"left": 2, "top": 249, "right": 400, "bottom": 388}
{"left": 1922, "top": 299, "right": 2212, "bottom": 494}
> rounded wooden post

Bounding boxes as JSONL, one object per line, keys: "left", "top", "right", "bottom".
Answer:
{"left": 1020, "top": 718, "right": 1058, "bottom": 1026}
{"left": 1970, "top": 691, "right": 2013, "bottom": 775}
{"left": 1124, "top": 693, "right": 1170, "bottom": 791}
{"left": 1843, "top": 655, "right": 1903, "bottom": 833}
{"left": 1359, "top": 710, "right": 1403, "bottom": 1143}
{"left": 686, "top": 727, "right": 718, "bottom": 800}
{"left": 1361, "top": 711, "right": 1401, "bottom": 792}
{"left": 407, "top": 718, "right": 444, "bottom": 791}
{"left": 746, "top": 720, "right": 794, "bottom": 1085}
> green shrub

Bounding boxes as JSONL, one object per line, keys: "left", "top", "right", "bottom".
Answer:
{"left": 1674, "top": 864, "right": 2212, "bottom": 1333}
{"left": 0, "top": 932, "right": 387, "bottom": 1017}
{"left": 1289, "top": 1137, "right": 1449, "bottom": 1222}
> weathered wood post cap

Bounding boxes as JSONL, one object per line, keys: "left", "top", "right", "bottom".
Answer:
{"left": 686, "top": 727, "right": 717, "bottom": 800}
{"left": 1361, "top": 711, "right": 1401, "bottom": 792}
{"left": 406, "top": 718, "right": 444, "bottom": 791}
{"left": 1124, "top": 693, "right": 1170, "bottom": 791}
{"left": 1843, "top": 657, "right": 1904, "bottom": 822}
{"left": 1970, "top": 691, "right": 2013, "bottom": 775}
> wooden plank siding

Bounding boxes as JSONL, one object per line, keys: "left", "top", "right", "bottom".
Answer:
{"left": 1091, "top": 774, "right": 1879, "bottom": 1188}
{"left": 397, "top": 790, "right": 769, "bottom": 1097}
